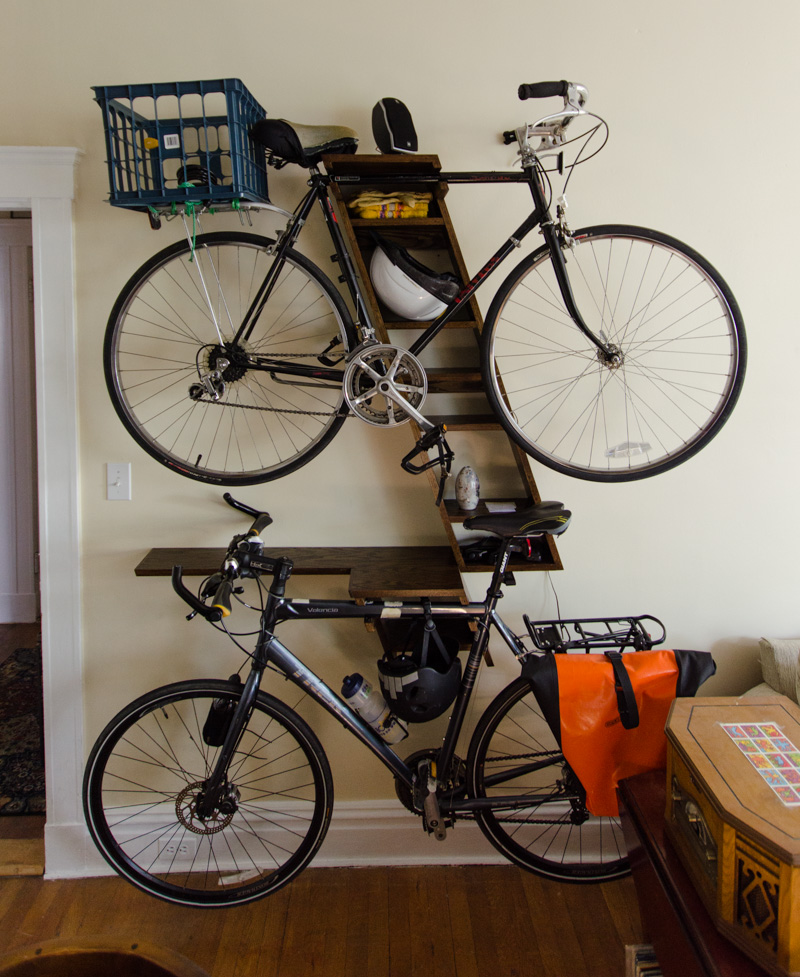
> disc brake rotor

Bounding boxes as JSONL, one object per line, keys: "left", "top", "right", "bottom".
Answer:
{"left": 343, "top": 343, "right": 427, "bottom": 427}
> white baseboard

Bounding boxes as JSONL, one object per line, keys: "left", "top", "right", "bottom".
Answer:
{"left": 44, "top": 800, "right": 504, "bottom": 879}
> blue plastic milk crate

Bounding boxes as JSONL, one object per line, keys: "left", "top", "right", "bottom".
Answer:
{"left": 92, "top": 79, "right": 270, "bottom": 213}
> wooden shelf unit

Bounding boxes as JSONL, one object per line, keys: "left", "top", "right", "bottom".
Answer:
{"left": 133, "top": 155, "right": 561, "bottom": 640}
{"left": 324, "top": 153, "right": 562, "bottom": 576}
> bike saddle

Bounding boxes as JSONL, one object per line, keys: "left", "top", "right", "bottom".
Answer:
{"left": 250, "top": 118, "right": 358, "bottom": 167}
{"left": 464, "top": 501, "right": 571, "bottom": 538}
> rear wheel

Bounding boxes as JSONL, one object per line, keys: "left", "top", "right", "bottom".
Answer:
{"left": 83, "top": 679, "right": 333, "bottom": 907}
{"left": 104, "top": 232, "right": 357, "bottom": 485}
{"left": 467, "top": 677, "right": 629, "bottom": 882}
{"left": 482, "top": 225, "right": 746, "bottom": 481}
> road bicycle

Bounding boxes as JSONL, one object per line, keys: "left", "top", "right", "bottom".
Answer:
{"left": 102, "top": 80, "right": 746, "bottom": 488}
{"left": 83, "top": 492, "right": 669, "bottom": 908}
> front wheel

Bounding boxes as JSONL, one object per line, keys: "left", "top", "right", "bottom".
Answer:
{"left": 104, "top": 232, "right": 357, "bottom": 485}
{"left": 467, "top": 677, "right": 630, "bottom": 882}
{"left": 482, "top": 225, "right": 747, "bottom": 481}
{"left": 83, "top": 679, "right": 333, "bottom": 907}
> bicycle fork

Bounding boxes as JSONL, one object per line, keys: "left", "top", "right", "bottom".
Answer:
{"left": 193, "top": 665, "right": 264, "bottom": 821}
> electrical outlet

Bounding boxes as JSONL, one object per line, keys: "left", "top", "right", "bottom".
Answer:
{"left": 162, "top": 838, "right": 197, "bottom": 858}
{"left": 107, "top": 462, "right": 131, "bottom": 501}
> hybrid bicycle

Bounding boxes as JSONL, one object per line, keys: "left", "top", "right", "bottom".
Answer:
{"left": 102, "top": 80, "right": 746, "bottom": 487}
{"left": 83, "top": 492, "right": 669, "bottom": 908}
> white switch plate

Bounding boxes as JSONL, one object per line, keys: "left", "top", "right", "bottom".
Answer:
{"left": 107, "top": 462, "right": 131, "bottom": 501}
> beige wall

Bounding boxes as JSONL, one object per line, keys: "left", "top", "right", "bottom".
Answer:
{"left": 1, "top": 0, "right": 797, "bottom": 806}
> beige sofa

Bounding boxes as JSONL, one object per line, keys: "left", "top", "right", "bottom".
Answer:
{"left": 743, "top": 637, "right": 800, "bottom": 702}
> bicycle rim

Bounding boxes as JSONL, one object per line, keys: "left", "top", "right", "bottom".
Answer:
{"left": 467, "top": 678, "right": 629, "bottom": 882}
{"left": 83, "top": 680, "right": 333, "bottom": 907}
{"left": 483, "top": 225, "right": 746, "bottom": 481}
{"left": 104, "top": 232, "right": 356, "bottom": 485}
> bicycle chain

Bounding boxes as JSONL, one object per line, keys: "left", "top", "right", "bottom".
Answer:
{"left": 194, "top": 352, "right": 348, "bottom": 418}
{"left": 196, "top": 397, "right": 345, "bottom": 418}
{"left": 477, "top": 749, "right": 575, "bottom": 826}
{"left": 425, "top": 750, "right": 578, "bottom": 827}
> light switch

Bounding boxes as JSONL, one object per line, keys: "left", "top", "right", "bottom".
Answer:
{"left": 107, "top": 462, "right": 131, "bottom": 501}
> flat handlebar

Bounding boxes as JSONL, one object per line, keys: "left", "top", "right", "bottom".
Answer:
{"left": 171, "top": 494, "right": 277, "bottom": 621}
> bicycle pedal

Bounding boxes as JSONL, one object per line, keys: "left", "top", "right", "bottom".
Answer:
{"left": 423, "top": 791, "right": 447, "bottom": 841}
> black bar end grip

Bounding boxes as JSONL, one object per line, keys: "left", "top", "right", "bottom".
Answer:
{"left": 502, "top": 130, "right": 517, "bottom": 145}
{"left": 518, "top": 80, "right": 570, "bottom": 100}
{"left": 222, "top": 492, "right": 273, "bottom": 536}
{"left": 251, "top": 513, "right": 273, "bottom": 536}
{"left": 171, "top": 565, "right": 223, "bottom": 623}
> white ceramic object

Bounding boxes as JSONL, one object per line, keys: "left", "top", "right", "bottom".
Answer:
{"left": 455, "top": 466, "right": 480, "bottom": 510}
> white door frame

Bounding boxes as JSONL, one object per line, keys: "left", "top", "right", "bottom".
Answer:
{"left": 0, "top": 147, "right": 83, "bottom": 874}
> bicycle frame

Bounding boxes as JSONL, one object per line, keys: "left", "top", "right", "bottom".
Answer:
{"left": 224, "top": 162, "right": 613, "bottom": 389}
{"left": 195, "top": 537, "right": 561, "bottom": 820}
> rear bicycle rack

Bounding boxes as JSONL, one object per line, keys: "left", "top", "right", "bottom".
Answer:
{"left": 523, "top": 614, "right": 665, "bottom": 654}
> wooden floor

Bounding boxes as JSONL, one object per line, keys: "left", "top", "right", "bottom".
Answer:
{"left": 0, "top": 866, "right": 643, "bottom": 977}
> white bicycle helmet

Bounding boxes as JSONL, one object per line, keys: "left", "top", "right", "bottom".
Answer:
{"left": 369, "top": 232, "right": 461, "bottom": 321}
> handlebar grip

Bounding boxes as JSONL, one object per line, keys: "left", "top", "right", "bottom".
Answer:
{"left": 211, "top": 578, "right": 234, "bottom": 619}
{"left": 518, "top": 80, "right": 569, "bottom": 100}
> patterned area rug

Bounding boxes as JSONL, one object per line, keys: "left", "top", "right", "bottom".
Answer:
{"left": 0, "top": 647, "right": 45, "bottom": 815}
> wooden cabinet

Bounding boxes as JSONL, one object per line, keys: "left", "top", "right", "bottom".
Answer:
{"left": 324, "top": 153, "right": 562, "bottom": 577}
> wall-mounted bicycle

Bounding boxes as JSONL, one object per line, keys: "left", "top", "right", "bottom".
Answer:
{"left": 83, "top": 492, "right": 705, "bottom": 908}
{"left": 99, "top": 80, "right": 746, "bottom": 486}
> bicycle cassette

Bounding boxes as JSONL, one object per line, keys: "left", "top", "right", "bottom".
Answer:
{"left": 343, "top": 343, "right": 427, "bottom": 427}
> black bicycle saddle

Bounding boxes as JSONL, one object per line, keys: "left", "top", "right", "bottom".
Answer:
{"left": 464, "top": 501, "right": 571, "bottom": 538}
{"left": 251, "top": 119, "right": 358, "bottom": 168}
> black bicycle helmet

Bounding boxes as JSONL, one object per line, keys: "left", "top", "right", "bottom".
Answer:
{"left": 377, "top": 611, "right": 461, "bottom": 723}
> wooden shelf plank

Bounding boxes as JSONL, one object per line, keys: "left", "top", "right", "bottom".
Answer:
{"left": 444, "top": 499, "right": 529, "bottom": 522}
{"left": 426, "top": 368, "right": 484, "bottom": 394}
{"left": 350, "top": 217, "right": 446, "bottom": 229}
{"left": 135, "top": 546, "right": 467, "bottom": 600}
{"left": 427, "top": 414, "right": 502, "bottom": 431}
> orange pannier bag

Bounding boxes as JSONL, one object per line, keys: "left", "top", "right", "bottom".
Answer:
{"left": 521, "top": 649, "right": 715, "bottom": 816}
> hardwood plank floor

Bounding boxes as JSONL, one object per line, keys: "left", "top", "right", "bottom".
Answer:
{"left": 0, "top": 867, "right": 643, "bottom": 977}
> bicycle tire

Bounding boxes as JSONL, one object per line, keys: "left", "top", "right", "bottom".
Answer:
{"left": 104, "top": 231, "right": 357, "bottom": 485}
{"left": 466, "top": 677, "right": 630, "bottom": 882}
{"left": 481, "top": 225, "right": 747, "bottom": 481}
{"left": 83, "top": 679, "right": 333, "bottom": 907}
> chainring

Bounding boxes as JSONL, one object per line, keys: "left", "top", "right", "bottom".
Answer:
{"left": 343, "top": 343, "right": 427, "bottom": 427}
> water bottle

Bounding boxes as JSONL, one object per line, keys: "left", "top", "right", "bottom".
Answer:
{"left": 341, "top": 673, "right": 408, "bottom": 744}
